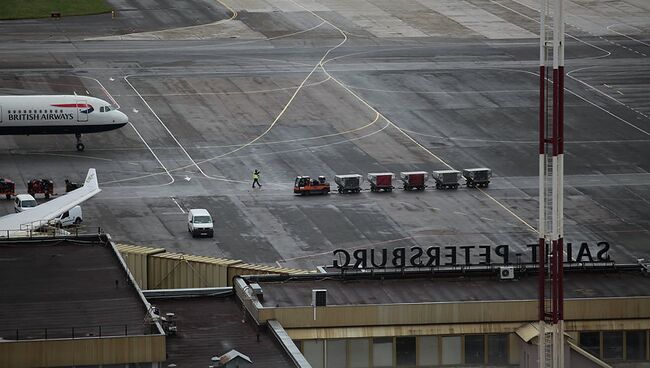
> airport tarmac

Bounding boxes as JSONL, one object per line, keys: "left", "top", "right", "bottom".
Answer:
{"left": 0, "top": 0, "right": 649, "bottom": 269}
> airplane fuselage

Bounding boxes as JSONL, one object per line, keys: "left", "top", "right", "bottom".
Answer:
{"left": 0, "top": 95, "right": 128, "bottom": 135}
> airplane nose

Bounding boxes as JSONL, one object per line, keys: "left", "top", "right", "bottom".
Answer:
{"left": 117, "top": 110, "right": 129, "bottom": 124}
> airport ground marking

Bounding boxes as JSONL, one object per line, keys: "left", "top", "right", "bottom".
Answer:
{"left": 398, "top": 127, "right": 650, "bottom": 145}
{"left": 566, "top": 65, "right": 650, "bottom": 126}
{"left": 77, "top": 75, "right": 121, "bottom": 108}
{"left": 74, "top": 75, "right": 176, "bottom": 185}
{"left": 171, "top": 197, "right": 186, "bottom": 214}
{"left": 118, "top": 75, "right": 331, "bottom": 98}
{"left": 124, "top": 75, "right": 219, "bottom": 180}
{"left": 493, "top": 0, "right": 649, "bottom": 57}
{"left": 191, "top": 111, "right": 380, "bottom": 149}
{"left": 166, "top": 20, "right": 350, "bottom": 170}
{"left": 102, "top": 123, "right": 175, "bottom": 185}
{"left": 488, "top": 0, "right": 612, "bottom": 59}
{"left": 490, "top": 0, "right": 647, "bottom": 59}
{"left": 606, "top": 25, "right": 650, "bottom": 50}
{"left": 286, "top": 0, "right": 541, "bottom": 235}
{"left": 115, "top": 16, "right": 349, "bottom": 184}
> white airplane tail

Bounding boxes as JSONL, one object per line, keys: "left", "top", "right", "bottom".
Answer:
{"left": 0, "top": 168, "right": 101, "bottom": 234}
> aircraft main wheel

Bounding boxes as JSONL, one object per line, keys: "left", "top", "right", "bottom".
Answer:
{"left": 76, "top": 143, "right": 85, "bottom": 152}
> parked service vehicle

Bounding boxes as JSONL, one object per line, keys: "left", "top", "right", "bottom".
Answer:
{"left": 28, "top": 178, "right": 54, "bottom": 199}
{"left": 294, "top": 176, "right": 330, "bottom": 195}
{"left": 334, "top": 174, "right": 362, "bottom": 194}
{"left": 187, "top": 209, "right": 214, "bottom": 238}
{"left": 463, "top": 168, "right": 492, "bottom": 188}
{"left": 14, "top": 194, "right": 37, "bottom": 212}
{"left": 53, "top": 206, "right": 83, "bottom": 227}
{"left": 400, "top": 171, "right": 428, "bottom": 191}
{"left": 0, "top": 178, "right": 16, "bottom": 199}
{"left": 367, "top": 173, "right": 394, "bottom": 192}
{"left": 432, "top": 170, "right": 461, "bottom": 189}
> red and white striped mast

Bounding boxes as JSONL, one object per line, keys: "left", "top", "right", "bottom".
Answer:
{"left": 538, "top": 0, "right": 564, "bottom": 363}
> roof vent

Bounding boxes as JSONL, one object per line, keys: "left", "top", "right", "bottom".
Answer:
{"left": 250, "top": 283, "right": 263, "bottom": 302}
{"left": 499, "top": 266, "right": 515, "bottom": 280}
{"left": 312, "top": 289, "right": 327, "bottom": 307}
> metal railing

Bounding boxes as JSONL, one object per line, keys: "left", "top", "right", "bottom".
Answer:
{"left": 0, "top": 226, "right": 103, "bottom": 239}
{"left": 0, "top": 323, "right": 157, "bottom": 341}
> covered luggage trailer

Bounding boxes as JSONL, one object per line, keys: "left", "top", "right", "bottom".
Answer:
{"left": 463, "top": 168, "right": 491, "bottom": 188}
{"left": 400, "top": 171, "right": 428, "bottom": 191}
{"left": 367, "top": 173, "right": 394, "bottom": 192}
{"left": 432, "top": 170, "right": 461, "bottom": 190}
{"left": 0, "top": 178, "right": 15, "bottom": 199}
{"left": 335, "top": 174, "right": 362, "bottom": 194}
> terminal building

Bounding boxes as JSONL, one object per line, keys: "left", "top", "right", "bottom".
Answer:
{"left": 1, "top": 234, "right": 650, "bottom": 367}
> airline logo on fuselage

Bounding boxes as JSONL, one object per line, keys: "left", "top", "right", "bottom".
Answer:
{"left": 51, "top": 103, "right": 94, "bottom": 114}
{"left": 6, "top": 103, "right": 94, "bottom": 121}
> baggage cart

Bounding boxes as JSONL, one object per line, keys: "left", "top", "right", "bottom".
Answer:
{"left": 400, "top": 171, "right": 428, "bottom": 191}
{"left": 367, "top": 173, "right": 394, "bottom": 192}
{"left": 463, "top": 168, "right": 492, "bottom": 188}
{"left": 0, "top": 178, "right": 16, "bottom": 199}
{"left": 28, "top": 178, "right": 55, "bottom": 199}
{"left": 334, "top": 174, "right": 362, "bottom": 194}
{"left": 432, "top": 170, "right": 461, "bottom": 190}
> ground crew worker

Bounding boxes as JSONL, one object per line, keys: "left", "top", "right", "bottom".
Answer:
{"left": 252, "top": 169, "right": 262, "bottom": 188}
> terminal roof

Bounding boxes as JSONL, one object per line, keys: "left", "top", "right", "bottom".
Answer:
{"left": 246, "top": 267, "right": 650, "bottom": 307}
{"left": 0, "top": 236, "right": 151, "bottom": 340}
{"left": 154, "top": 295, "right": 297, "bottom": 367}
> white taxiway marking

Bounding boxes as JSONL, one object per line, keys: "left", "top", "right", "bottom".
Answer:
{"left": 171, "top": 197, "right": 186, "bottom": 214}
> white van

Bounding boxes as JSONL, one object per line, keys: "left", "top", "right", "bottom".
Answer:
{"left": 187, "top": 209, "right": 214, "bottom": 238}
{"left": 54, "top": 206, "right": 83, "bottom": 227}
{"left": 14, "top": 194, "right": 37, "bottom": 212}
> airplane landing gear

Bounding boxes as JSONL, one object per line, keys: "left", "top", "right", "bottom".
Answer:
{"left": 75, "top": 133, "right": 85, "bottom": 152}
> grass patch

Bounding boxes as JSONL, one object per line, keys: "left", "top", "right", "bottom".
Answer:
{"left": 0, "top": 0, "right": 112, "bottom": 20}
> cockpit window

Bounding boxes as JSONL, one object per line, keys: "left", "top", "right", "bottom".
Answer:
{"left": 105, "top": 106, "right": 112, "bottom": 111}
{"left": 100, "top": 107, "right": 105, "bottom": 112}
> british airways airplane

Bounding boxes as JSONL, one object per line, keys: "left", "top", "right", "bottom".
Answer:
{"left": 0, "top": 95, "right": 129, "bottom": 151}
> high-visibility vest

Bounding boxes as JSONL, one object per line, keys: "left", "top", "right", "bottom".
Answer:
{"left": 253, "top": 173, "right": 259, "bottom": 180}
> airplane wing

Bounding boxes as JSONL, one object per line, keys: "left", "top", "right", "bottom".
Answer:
{"left": 0, "top": 169, "right": 100, "bottom": 233}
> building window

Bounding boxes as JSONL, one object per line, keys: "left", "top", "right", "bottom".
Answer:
{"left": 326, "top": 339, "right": 346, "bottom": 368}
{"left": 603, "top": 331, "right": 624, "bottom": 360}
{"left": 441, "top": 336, "right": 461, "bottom": 365}
{"left": 349, "top": 338, "right": 370, "bottom": 368}
{"left": 626, "top": 331, "right": 647, "bottom": 361}
{"left": 396, "top": 336, "right": 416, "bottom": 366}
{"left": 303, "top": 340, "right": 324, "bottom": 368}
{"left": 580, "top": 332, "right": 601, "bottom": 357}
{"left": 465, "top": 334, "right": 485, "bottom": 364}
{"left": 418, "top": 336, "right": 439, "bottom": 366}
{"left": 373, "top": 337, "right": 393, "bottom": 367}
{"left": 488, "top": 334, "right": 508, "bottom": 364}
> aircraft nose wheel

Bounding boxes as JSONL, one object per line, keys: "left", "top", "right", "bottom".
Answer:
{"left": 75, "top": 133, "right": 85, "bottom": 152}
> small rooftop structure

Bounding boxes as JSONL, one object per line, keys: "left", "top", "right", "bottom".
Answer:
{"left": 152, "top": 294, "right": 298, "bottom": 367}
{"left": 213, "top": 349, "right": 253, "bottom": 367}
